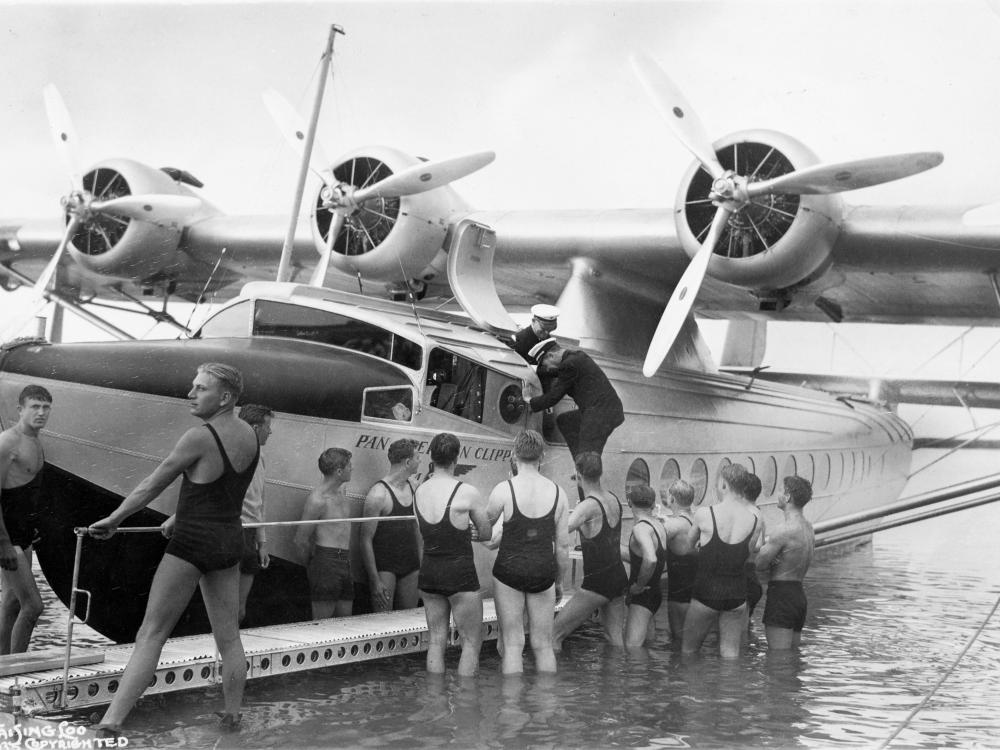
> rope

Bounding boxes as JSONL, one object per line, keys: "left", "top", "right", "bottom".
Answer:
{"left": 74, "top": 514, "right": 416, "bottom": 536}
{"left": 876, "top": 590, "right": 1000, "bottom": 749}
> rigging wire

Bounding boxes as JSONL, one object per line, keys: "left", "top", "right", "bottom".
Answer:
{"left": 876, "top": 591, "right": 1000, "bottom": 749}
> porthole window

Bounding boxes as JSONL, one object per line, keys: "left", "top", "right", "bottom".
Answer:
{"left": 659, "top": 459, "right": 681, "bottom": 506}
{"left": 817, "top": 454, "right": 831, "bottom": 490}
{"left": 762, "top": 456, "right": 778, "bottom": 496}
{"left": 803, "top": 454, "right": 815, "bottom": 484}
{"left": 878, "top": 453, "right": 885, "bottom": 478}
{"left": 626, "top": 458, "right": 650, "bottom": 503}
{"left": 718, "top": 457, "right": 732, "bottom": 480}
{"left": 741, "top": 456, "right": 756, "bottom": 476}
{"left": 836, "top": 453, "right": 846, "bottom": 489}
{"left": 850, "top": 451, "right": 859, "bottom": 485}
{"left": 783, "top": 455, "right": 797, "bottom": 483}
{"left": 690, "top": 458, "right": 709, "bottom": 504}
{"left": 866, "top": 453, "right": 873, "bottom": 480}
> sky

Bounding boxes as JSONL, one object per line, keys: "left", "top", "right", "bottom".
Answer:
{"left": 3, "top": 0, "right": 1000, "bottom": 433}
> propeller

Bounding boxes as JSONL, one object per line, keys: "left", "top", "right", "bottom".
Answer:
{"left": 263, "top": 88, "right": 495, "bottom": 287}
{"left": 262, "top": 88, "right": 335, "bottom": 183}
{"left": 351, "top": 151, "right": 496, "bottom": 203}
{"left": 632, "top": 53, "right": 944, "bottom": 377}
{"left": 43, "top": 84, "right": 83, "bottom": 192}
{"left": 91, "top": 194, "right": 202, "bottom": 227}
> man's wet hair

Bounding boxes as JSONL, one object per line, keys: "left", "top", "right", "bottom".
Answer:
{"left": 429, "top": 433, "right": 461, "bottom": 466}
{"left": 668, "top": 479, "right": 695, "bottom": 507}
{"left": 18, "top": 384, "right": 52, "bottom": 406}
{"left": 197, "top": 362, "right": 244, "bottom": 402}
{"left": 720, "top": 462, "right": 751, "bottom": 497}
{"left": 318, "top": 447, "right": 352, "bottom": 477}
{"left": 238, "top": 403, "right": 273, "bottom": 427}
{"left": 514, "top": 430, "right": 545, "bottom": 462}
{"left": 783, "top": 475, "right": 813, "bottom": 508}
{"left": 744, "top": 473, "right": 762, "bottom": 504}
{"left": 387, "top": 439, "right": 418, "bottom": 465}
{"left": 630, "top": 484, "right": 656, "bottom": 509}
{"left": 575, "top": 452, "right": 603, "bottom": 481}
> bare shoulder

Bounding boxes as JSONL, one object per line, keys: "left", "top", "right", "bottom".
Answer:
{"left": 0, "top": 429, "right": 18, "bottom": 452}
{"left": 457, "top": 481, "right": 484, "bottom": 506}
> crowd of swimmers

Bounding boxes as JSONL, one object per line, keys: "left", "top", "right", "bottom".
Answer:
{"left": 0, "top": 356, "right": 816, "bottom": 737}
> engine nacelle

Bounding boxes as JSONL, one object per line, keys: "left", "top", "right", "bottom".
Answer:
{"left": 675, "top": 130, "right": 843, "bottom": 293}
{"left": 311, "top": 146, "right": 471, "bottom": 288}
{"left": 68, "top": 158, "right": 187, "bottom": 280}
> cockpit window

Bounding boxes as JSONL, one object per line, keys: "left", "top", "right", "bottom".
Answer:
{"left": 426, "top": 347, "right": 486, "bottom": 423}
{"left": 196, "top": 300, "right": 252, "bottom": 338}
{"left": 251, "top": 300, "right": 422, "bottom": 370}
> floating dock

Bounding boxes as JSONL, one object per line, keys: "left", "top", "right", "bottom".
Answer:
{"left": 0, "top": 598, "right": 533, "bottom": 716}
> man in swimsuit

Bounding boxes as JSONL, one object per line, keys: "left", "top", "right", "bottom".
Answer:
{"left": 295, "top": 448, "right": 355, "bottom": 619}
{"left": 360, "top": 439, "right": 422, "bottom": 612}
{"left": 742, "top": 473, "right": 764, "bottom": 622}
{"left": 485, "top": 430, "right": 570, "bottom": 674}
{"left": 756, "top": 475, "right": 815, "bottom": 649}
{"left": 682, "top": 463, "right": 763, "bottom": 658}
{"left": 552, "top": 452, "right": 628, "bottom": 650}
{"left": 524, "top": 340, "right": 625, "bottom": 461}
{"left": 662, "top": 479, "right": 698, "bottom": 644}
{"left": 624, "top": 484, "right": 667, "bottom": 648}
{"left": 237, "top": 403, "right": 273, "bottom": 625}
{"left": 0, "top": 384, "right": 52, "bottom": 654}
{"left": 414, "top": 433, "right": 492, "bottom": 676}
{"left": 91, "top": 363, "right": 258, "bottom": 733}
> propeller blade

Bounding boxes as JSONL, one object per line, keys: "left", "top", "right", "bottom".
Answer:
{"left": 262, "top": 88, "right": 335, "bottom": 183}
{"left": 309, "top": 213, "right": 344, "bottom": 287}
{"left": 643, "top": 206, "right": 731, "bottom": 378}
{"left": 43, "top": 84, "right": 84, "bottom": 192}
{"left": 962, "top": 202, "right": 1000, "bottom": 226}
{"left": 747, "top": 152, "right": 943, "bottom": 197}
{"left": 351, "top": 151, "right": 496, "bottom": 204}
{"left": 34, "top": 215, "right": 80, "bottom": 294}
{"left": 91, "top": 194, "right": 202, "bottom": 227}
{"left": 630, "top": 53, "right": 725, "bottom": 180}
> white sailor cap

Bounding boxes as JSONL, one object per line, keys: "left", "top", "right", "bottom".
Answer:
{"left": 528, "top": 337, "right": 558, "bottom": 362}
{"left": 531, "top": 304, "right": 560, "bottom": 323}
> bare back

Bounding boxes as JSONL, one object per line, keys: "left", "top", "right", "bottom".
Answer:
{"left": 313, "top": 485, "right": 354, "bottom": 549}
{"left": 505, "top": 473, "right": 560, "bottom": 520}
{"left": 696, "top": 499, "right": 760, "bottom": 548}
{"left": 663, "top": 513, "right": 697, "bottom": 556}
{"left": 760, "top": 517, "right": 815, "bottom": 581}
{"left": 184, "top": 414, "right": 258, "bottom": 484}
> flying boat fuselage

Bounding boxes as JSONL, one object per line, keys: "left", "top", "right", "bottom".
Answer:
{"left": 0, "top": 282, "right": 911, "bottom": 642}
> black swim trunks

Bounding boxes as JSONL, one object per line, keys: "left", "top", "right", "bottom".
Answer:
{"left": 307, "top": 546, "right": 354, "bottom": 601}
{"left": 763, "top": 580, "right": 807, "bottom": 631}
{"left": 0, "top": 471, "right": 42, "bottom": 550}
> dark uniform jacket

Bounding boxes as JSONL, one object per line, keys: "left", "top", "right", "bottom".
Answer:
{"left": 528, "top": 350, "right": 624, "bottom": 417}
{"left": 511, "top": 325, "right": 545, "bottom": 361}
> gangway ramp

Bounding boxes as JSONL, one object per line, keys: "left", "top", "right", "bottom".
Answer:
{"left": 0, "top": 599, "right": 528, "bottom": 715}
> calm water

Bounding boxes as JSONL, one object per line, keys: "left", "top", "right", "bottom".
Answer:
{"left": 21, "top": 453, "right": 1000, "bottom": 749}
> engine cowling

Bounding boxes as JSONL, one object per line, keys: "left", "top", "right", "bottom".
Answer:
{"left": 674, "top": 130, "right": 843, "bottom": 293}
{"left": 311, "top": 146, "right": 471, "bottom": 288}
{"left": 67, "top": 158, "right": 188, "bottom": 280}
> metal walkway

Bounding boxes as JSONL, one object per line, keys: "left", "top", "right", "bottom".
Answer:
{"left": 0, "top": 599, "right": 523, "bottom": 715}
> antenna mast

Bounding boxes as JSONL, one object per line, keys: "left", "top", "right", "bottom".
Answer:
{"left": 275, "top": 24, "right": 345, "bottom": 283}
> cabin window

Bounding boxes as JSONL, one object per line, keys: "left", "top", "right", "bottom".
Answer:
{"left": 426, "top": 348, "right": 486, "bottom": 423}
{"left": 718, "top": 457, "right": 732, "bottom": 479}
{"left": 817, "top": 453, "right": 831, "bottom": 490}
{"left": 252, "top": 300, "right": 422, "bottom": 370}
{"left": 626, "top": 459, "right": 650, "bottom": 503}
{"left": 196, "top": 300, "right": 252, "bottom": 338}
{"left": 803, "top": 454, "right": 816, "bottom": 484}
{"left": 690, "top": 458, "right": 709, "bottom": 504}
{"left": 762, "top": 456, "right": 778, "bottom": 496}
{"left": 783, "top": 455, "right": 798, "bottom": 483}
{"left": 836, "top": 453, "right": 846, "bottom": 489}
{"left": 741, "top": 456, "right": 756, "bottom": 475}
{"left": 659, "top": 459, "right": 681, "bottom": 506}
{"left": 362, "top": 386, "right": 415, "bottom": 423}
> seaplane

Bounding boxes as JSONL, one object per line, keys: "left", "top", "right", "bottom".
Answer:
{"left": 2, "top": 29, "right": 1000, "bottom": 646}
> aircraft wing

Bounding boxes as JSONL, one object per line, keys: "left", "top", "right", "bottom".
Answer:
{"left": 471, "top": 203, "right": 1000, "bottom": 327}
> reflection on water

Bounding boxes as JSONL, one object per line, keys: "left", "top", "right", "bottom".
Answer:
{"left": 19, "top": 460, "right": 1000, "bottom": 748}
